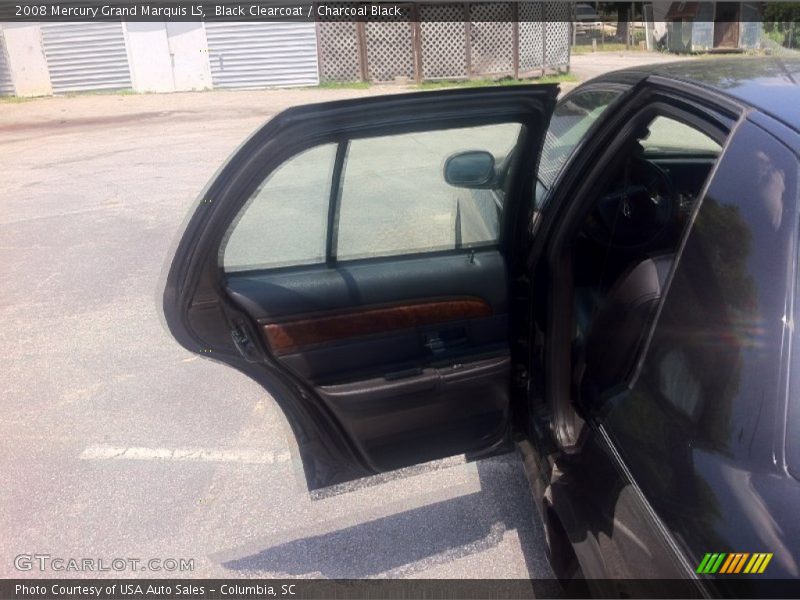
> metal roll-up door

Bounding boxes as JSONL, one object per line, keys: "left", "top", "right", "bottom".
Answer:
{"left": 0, "top": 30, "right": 14, "bottom": 95}
{"left": 41, "top": 22, "right": 131, "bottom": 93}
{"left": 204, "top": 22, "right": 319, "bottom": 89}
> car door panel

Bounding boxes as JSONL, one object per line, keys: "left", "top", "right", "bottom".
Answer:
{"left": 164, "top": 86, "right": 557, "bottom": 490}
{"left": 271, "top": 316, "right": 508, "bottom": 383}
{"left": 316, "top": 355, "right": 511, "bottom": 472}
{"left": 226, "top": 249, "right": 508, "bottom": 382}
{"left": 225, "top": 248, "right": 508, "bottom": 319}
{"left": 228, "top": 249, "right": 512, "bottom": 473}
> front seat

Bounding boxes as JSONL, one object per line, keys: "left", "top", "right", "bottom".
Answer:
{"left": 576, "top": 254, "right": 674, "bottom": 403}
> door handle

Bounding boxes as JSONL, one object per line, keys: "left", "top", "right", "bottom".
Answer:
{"left": 424, "top": 335, "right": 446, "bottom": 355}
{"left": 424, "top": 327, "right": 468, "bottom": 355}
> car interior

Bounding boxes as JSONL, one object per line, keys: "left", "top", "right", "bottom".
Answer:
{"left": 564, "top": 113, "right": 722, "bottom": 409}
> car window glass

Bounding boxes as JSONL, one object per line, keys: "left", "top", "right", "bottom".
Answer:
{"left": 222, "top": 144, "right": 336, "bottom": 272}
{"left": 536, "top": 89, "right": 622, "bottom": 209}
{"left": 640, "top": 116, "right": 722, "bottom": 154}
{"left": 569, "top": 113, "right": 719, "bottom": 358}
{"left": 336, "top": 124, "right": 521, "bottom": 261}
{"left": 602, "top": 121, "right": 798, "bottom": 541}
{"left": 221, "top": 123, "right": 522, "bottom": 271}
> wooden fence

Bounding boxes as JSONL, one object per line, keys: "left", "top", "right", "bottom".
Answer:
{"left": 317, "top": 2, "right": 571, "bottom": 83}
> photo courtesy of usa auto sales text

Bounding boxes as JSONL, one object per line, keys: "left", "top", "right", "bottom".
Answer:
{"left": 16, "top": 584, "right": 204, "bottom": 597}
{"left": 15, "top": 583, "right": 298, "bottom": 597}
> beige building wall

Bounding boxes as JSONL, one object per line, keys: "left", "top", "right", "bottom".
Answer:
{"left": 1, "top": 22, "right": 52, "bottom": 96}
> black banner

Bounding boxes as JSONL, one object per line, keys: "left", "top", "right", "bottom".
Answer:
{"left": 1, "top": 1, "right": 796, "bottom": 23}
{"left": 4, "top": 580, "right": 567, "bottom": 600}
{"left": 4, "top": 579, "right": 800, "bottom": 600}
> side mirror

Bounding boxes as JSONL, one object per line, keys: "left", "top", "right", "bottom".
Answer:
{"left": 444, "top": 151, "right": 496, "bottom": 189}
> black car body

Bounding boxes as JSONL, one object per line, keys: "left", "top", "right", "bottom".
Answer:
{"left": 163, "top": 57, "right": 800, "bottom": 595}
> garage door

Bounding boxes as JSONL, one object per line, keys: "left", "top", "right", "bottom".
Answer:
{"left": 0, "top": 30, "right": 13, "bottom": 95}
{"left": 204, "top": 22, "right": 319, "bottom": 89}
{"left": 41, "top": 22, "right": 131, "bottom": 93}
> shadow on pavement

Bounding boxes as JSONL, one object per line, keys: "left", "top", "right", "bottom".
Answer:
{"left": 220, "top": 453, "right": 556, "bottom": 579}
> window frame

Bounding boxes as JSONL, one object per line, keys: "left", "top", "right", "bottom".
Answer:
{"left": 539, "top": 80, "right": 739, "bottom": 453}
{"left": 570, "top": 102, "right": 732, "bottom": 412}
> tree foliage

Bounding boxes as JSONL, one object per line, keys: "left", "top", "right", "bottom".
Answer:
{"left": 763, "top": 3, "right": 800, "bottom": 48}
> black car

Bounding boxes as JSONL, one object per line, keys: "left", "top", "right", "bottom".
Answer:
{"left": 164, "top": 57, "right": 800, "bottom": 595}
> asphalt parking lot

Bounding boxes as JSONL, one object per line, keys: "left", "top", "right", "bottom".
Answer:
{"left": 0, "top": 51, "right": 692, "bottom": 581}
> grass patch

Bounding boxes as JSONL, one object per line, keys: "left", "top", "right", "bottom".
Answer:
{"left": 415, "top": 73, "right": 578, "bottom": 90}
{"left": 317, "top": 80, "right": 372, "bottom": 90}
{"left": 0, "top": 94, "right": 36, "bottom": 103}
{"left": 571, "top": 42, "right": 651, "bottom": 54}
{"left": 59, "top": 88, "right": 137, "bottom": 97}
{"left": 0, "top": 87, "right": 150, "bottom": 103}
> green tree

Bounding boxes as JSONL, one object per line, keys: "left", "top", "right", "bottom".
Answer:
{"left": 763, "top": 3, "right": 800, "bottom": 49}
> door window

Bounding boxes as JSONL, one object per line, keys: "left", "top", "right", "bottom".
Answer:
{"left": 222, "top": 144, "right": 336, "bottom": 271}
{"left": 535, "top": 88, "right": 623, "bottom": 209}
{"left": 222, "top": 123, "right": 522, "bottom": 271}
{"left": 336, "top": 124, "right": 520, "bottom": 261}
{"left": 640, "top": 116, "right": 722, "bottom": 154}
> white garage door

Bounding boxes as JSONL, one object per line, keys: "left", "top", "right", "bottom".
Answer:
{"left": 0, "top": 30, "right": 14, "bottom": 95}
{"left": 204, "top": 22, "right": 319, "bottom": 89}
{"left": 41, "top": 22, "right": 131, "bottom": 93}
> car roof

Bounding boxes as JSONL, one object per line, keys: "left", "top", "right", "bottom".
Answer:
{"left": 593, "top": 56, "right": 800, "bottom": 132}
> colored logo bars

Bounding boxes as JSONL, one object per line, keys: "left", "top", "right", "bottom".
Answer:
{"left": 697, "top": 553, "right": 773, "bottom": 574}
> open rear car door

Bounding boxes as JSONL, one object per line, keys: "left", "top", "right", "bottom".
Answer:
{"left": 163, "top": 86, "right": 557, "bottom": 490}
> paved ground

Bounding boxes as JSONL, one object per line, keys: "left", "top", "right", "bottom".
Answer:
{"left": 0, "top": 50, "right": 693, "bottom": 581}
{"left": 569, "top": 49, "right": 692, "bottom": 80}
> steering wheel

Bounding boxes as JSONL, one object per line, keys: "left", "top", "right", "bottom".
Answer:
{"left": 584, "top": 157, "right": 676, "bottom": 249}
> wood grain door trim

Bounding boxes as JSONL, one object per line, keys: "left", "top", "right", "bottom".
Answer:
{"left": 262, "top": 298, "right": 492, "bottom": 355}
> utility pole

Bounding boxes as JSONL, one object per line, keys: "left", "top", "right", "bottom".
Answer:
{"left": 628, "top": 2, "right": 635, "bottom": 49}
